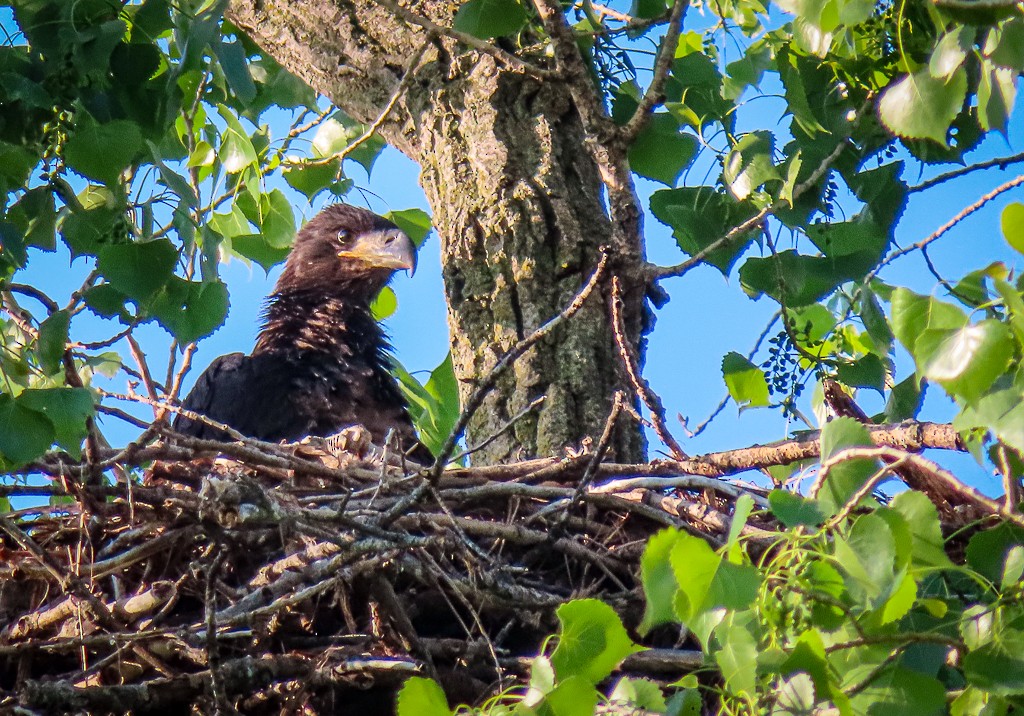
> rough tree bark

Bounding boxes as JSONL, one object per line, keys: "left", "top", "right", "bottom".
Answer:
{"left": 228, "top": 0, "right": 648, "bottom": 463}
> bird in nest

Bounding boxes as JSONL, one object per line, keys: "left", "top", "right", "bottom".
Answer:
{"left": 173, "top": 203, "right": 432, "bottom": 463}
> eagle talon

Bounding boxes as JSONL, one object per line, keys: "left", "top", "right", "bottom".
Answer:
{"left": 325, "top": 425, "right": 375, "bottom": 459}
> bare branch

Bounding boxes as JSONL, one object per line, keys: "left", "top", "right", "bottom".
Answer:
{"left": 621, "top": 0, "right": 689, "bottom": 143}
{"left": 611, "top": 276, "right": 687, "bottom": 460}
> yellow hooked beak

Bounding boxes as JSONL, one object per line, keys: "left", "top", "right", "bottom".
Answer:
{"left": 338, "top": 228, "right": 417, "bottom": 275}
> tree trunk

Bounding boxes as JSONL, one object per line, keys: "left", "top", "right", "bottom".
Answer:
{"left": 229, "top": 1, "right": 647, "bottom": 462}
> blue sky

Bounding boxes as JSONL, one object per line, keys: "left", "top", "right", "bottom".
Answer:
{"left": 5, "top": 5, "right": 1024, "bottom": 500}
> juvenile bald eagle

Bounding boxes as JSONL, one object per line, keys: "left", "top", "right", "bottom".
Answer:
{"left": 173, "top": 203, "right": 429, "bottom": 461}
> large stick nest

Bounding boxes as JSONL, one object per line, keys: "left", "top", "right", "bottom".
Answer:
{"left": 0, "top": 418, "right": 993, "bottom": 715}
{"left": 1, "top": 434, "right": 754, "bottom": 715}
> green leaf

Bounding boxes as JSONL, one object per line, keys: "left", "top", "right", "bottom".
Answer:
{"left": 665, "top": 52, "right": 731, "bottom": 130}
{"left": 452, "top": 0, "right": 529, "bottom": 39}
{"left": 768, "top": 489, "right": 825, "bottom": 528}
{"left": 386, "top": 208, "right": 433, "bottom": 247}
{"left": 215, "top": 39, "right": 257, "bottom": 106}
{"left": 396, "top": 676, "right": 451, "bottom": 716}
{"left": 966, "top": 523, "right": 1024, "bottom": 583}
{"left": 8, "top": 187, "right": 57, "bottom": 251}
{"left": 835, "top": 354, "right": 886, "bottom": 392}
{"left": 839, "top": 513, "right": 897, "bottom": 603}
{"left": 551, "top": 599, "right": 637, "bottom": 684}
{"left": 978, "top": 60, "right": 1017, "bottom": 133}
{"left": 639, "top": 528, "right": 684, "bottom": 634}
{"left": 527, "top": 655, "right": 556, "bottom": 700}
{"left": 890, "top": 288, "right": 967, "bottom": 356}
{"left": 854, "top": 667, "right": 945, "bottom": 716}
{"left": 37, "top": 310, "right": 70, "bottom": 375}
{"left": 722, "top": 351, "right": 770, "bottom": 407}
{"left": 1001, "top": 545, "right": 1024, "bottom": 590}
{"left": 951, "top": 687, "right": 1009, "bottom": 716}
{"left": 773, "top": 672, "right": 816, "bottom": 715}
{"left": 724, "top": 130, "right": 779, "bottom": 200}
{"left": 217, "top": 105, "right": 259, "bottom": 173}
{"left": 18, "top": 388, "right": 94, "bottom": 458}
{"left": 146, "top": 140, "right": 198, "bottom": 208}
{"left": 393, "top": 354, "right": 459, "bottom": 458}
{"left": 1001, "top": 203, "right": 1024, "bottom": 255}
{"left": 60, "top": 202, "right": 124, "bottom": 256}
{"left": 670, "top": 533, "right": 721, "bottom": 626}
{"left": 726, "top": 494, "right": 755, "bottom": 552}
{"left": 879, "top": 572, "right": 916, "bottom": 624}
{"left": 818, "top": 417, "right": 879, "bottom": 516}
{"left": 878, "top": 68, "right": 968, "bottom": 145}
{"left": 888, "top": 491, "right": 953, "bottom": 569}
{"left": 283, "top": 159, "right": 341, "bottom": 200}
{"left": 544, "top": 676, "right": 601, "bottom": 716}
{"left": 610, "top": 677, "right": 667, "bottom": 711}
{"left": 915, "top": 320, "right": 1013, "bottom": 403}
{"left": 97, "top": 240, "right": 179, "bottom": 304}
{"left": 740, "top": 251, "right": 860, "bottom": 307}
{"left": 929, "top": 28, "right": 971, "bottom": 79}
{"left": 985, "top": 16, "right": 1024, "bottom": 68}
{"left": 84, "top": 284, "right": 130, "bottom": 320}
{"left": 963, "top": 630, "right": 1024, "bottom": 696}
{"left": 312, "top": 114, "right": 387, "bottom": 174}
{"left": 64, "top": 116, "right": 143, "bottom": 185}
{"left": 650, "top": 187, "right": 759, "bottom": 273}
{"left": 714, "top": 618, "right": 759, "bottom": 695}
{"left": 884, "top": 375, "right": 923, "bottom": 422}
{"left": 238, "top": 189, "right": 295, "bottom": 249}
{"left": 0, "top": 393, "right": 55, "bottom": 467}
{"left": 630, "top": 0, "right": 668, "bottom": 19}
{"left": 149, "top": 278, "right": 230, "bottom": 344}
{"left": 371, "top": 286, "right": 398, "bottom": 321}
{"left": 629, "top": 113, "right": 697, "bottom": 187}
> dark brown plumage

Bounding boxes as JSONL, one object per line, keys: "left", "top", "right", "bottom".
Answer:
{"left": 173, "top": 203, "right": 430, "bottom": 462}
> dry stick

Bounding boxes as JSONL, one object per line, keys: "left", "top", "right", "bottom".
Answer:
{"left": 621, "top": 0, "right": 689, "bottom": 143}
{"left": 449, "top": 396, "right": 546, "bottom": 464}
{"left": 430, "top": 249, "right": 610, "bottom": 480}
{"left": 909, "top": 150, "right": 1024, "bottom": 194}
{"left": 652, "top": 135, "right": 852, "bottom": 281}
{"left": 126, "top": 334, "right": 161, "bottom": 420}
{"left": 821, "top": 380, "right": 965, "bottom": 513}
{"left": 825, "top": 457, "right": 909, "bottom": 528}
{"left": 369, "top": 0, "right": 557, "bottom": 80}
{"left": 375, "top": 252, "right": 609, "bottom": 527}
{"left": 611, "top": 276, "right": 687, "bottom": 460}
{"left": 564, "top": 391, "right": 627, "bottom": 520}
{"left": 994, "top": 444, "right": 1023, "bottom": 513}
{"left": 811, "top": 446, "right": 1024, "bottom": 529}
{"left": 7, "top": 282, "right": 59, "bottom": 313}
{"left": 0, "top": 514, "right": 124, "bottom": 634}
{"left": 874, "top": 173, "right": 1024, "bottom": 274}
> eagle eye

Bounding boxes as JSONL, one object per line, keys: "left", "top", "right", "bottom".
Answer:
{"left": 337, "top": 229, "right": 349, "bottom": 244}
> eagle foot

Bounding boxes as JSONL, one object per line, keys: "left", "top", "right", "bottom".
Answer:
{"left": 324, "top": 424, "right": 375, "bottom": 460}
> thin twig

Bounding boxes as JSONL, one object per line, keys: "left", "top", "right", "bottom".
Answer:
{"left": 621, "top": 0, "right": 689, "bottom": 143}
{"left": 611, "top": 276, "right": 687, "bottom": 459}
{"left": 370, "top": 0, "right": 557, "bottom": 80}
{"left": 651, "top": 129, "right": 854, "bottom": 281}
{"left": 908, "top": 151, "right": 1024, "bottom": 194}
{"left": 428, "top": 248, "right": 610, "bottom": 481}
{"left": 303, "top": 38, "right": 432, "bottom": 167}
{"left": 873, "top": 174, "right": 1024, "bottom": 275}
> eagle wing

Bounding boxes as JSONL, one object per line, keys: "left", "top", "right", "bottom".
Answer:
{"left": 172, "top": 353, "right": 308, "bottom": 441}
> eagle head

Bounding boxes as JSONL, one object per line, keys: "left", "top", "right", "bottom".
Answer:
{"left": 276, "top": 203, "right": 417, "bottom": 299}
